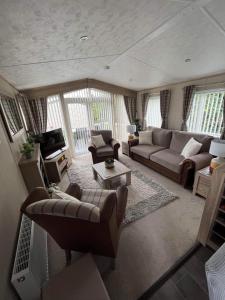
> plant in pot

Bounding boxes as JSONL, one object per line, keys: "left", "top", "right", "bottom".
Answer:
{"left": 20, "top": 142, "right": 34, "bottom": 159}
{"left": 105, "top": 158, "right": 114, "bottom": 169}
{"left": 133, "top": 119, "right": 142, "bottom": 137}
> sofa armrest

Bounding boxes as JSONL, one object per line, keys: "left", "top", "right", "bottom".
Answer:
{"left": 182, "top": 152, "right": 212, "bottom": 171}
{"left": 21, "top": 187, "right": 49, "bottom": 213}
{"left": 110, "top": 139, "right": 120, "bottom": 150}
{"left": 128, "top": 139, "right": 139, "bottom": 147}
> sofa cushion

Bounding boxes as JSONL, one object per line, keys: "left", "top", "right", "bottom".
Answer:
{"left": 181, "top": 137, "right": 202, "bottom": 158}
{"left": 147, "top": 126, "right": 172, "bottom": 148}
{"left": 131, "top": 144, "right": 165, "bottom": 159}
{"left": 139, "top": 131, "right": 152, "bottom": 145}
{"left": 170, "top": 131, "right": 213, "bottom": 154}
{"left": 96, "top": 145, "right": 114, "bottom": 157}
{"left": 150, "top": 149, "right": 184, "bottom": 173}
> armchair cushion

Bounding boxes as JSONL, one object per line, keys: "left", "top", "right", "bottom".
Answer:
{"left": 26, "top": 197, "right": 100, "bottom": 223}
{"left": 91, "top": 135, "right": 106, "bottom": 148}
{"left": 96, "top": 145, "right": 114, "bottom": 157}
{"left": 91, "top": 130, "right": 112, "bottom": 144}
{"left": 81, "top": 189, "right": 115, "bottom": 210}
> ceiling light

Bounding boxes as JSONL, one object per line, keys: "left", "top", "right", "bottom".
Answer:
{"left": 80, "top": 35, "right": 88, "bottom": 41}
{"left": 104, "top": 65, "right": 110, "bottom": 70}
{"left": 185, "top": 58, "right": 191, "bottom": 63}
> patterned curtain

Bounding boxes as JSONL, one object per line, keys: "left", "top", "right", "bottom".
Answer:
{"left": 17, "top": 93, "right": 47, "bottom": 134}
{"left": 221, "top": 96, "right": 225, "bottom": 139}
{"left": 160, "top": 89, "right": 171, "bottom": 129}
{"left": 1, "top": 96, "right": 22, "bottom": 134}
{"left": 181, "top": 85, "right": 195, "bottom": 131}
{"left": 124, "top": 96, "right": 137, "bottom": 124}
{"left": 142, "top": 93, "right": 150, "bottom": 130}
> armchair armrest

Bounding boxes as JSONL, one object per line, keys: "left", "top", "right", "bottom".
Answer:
{"left": 100, "top": 192, "right": 117, "bottom": 223}
{"left": 21, "top": 187, "right": 49, "bottom": 213}
{"left": 110, "top": 139, "right": 120, "bottom": 150}
{"left": 182, "top": 152, "right": 213, "bottom": 171}
{"left": 88, "top": 143, "right": 97, "bottom": 154}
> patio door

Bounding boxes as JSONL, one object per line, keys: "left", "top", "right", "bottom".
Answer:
{"left": 64, "top": 88, "right": 113, "bottom": 155}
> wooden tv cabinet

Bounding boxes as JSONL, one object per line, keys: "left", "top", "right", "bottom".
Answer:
{"left": 44, "top": 147, "right": 72, "bottom": 183}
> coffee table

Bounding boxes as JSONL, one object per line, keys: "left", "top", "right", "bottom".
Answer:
{"left": 92, "top": 160, "right": 131, "bottom": 189}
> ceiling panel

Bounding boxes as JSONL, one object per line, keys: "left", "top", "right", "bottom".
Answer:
{"left": 0, "top": 56, "right": 118, "bottom": 89}
{"left": 0, "top": 0, "right": 187, "bottom": 67}
{"left": 127, "top": 6, "right": 225, "bottom": 81}
{"left": 95, "top": 55, "right": 176, "bottom": 90}
{"left": 205, "top": 0, "right": 225, "bottom": 31}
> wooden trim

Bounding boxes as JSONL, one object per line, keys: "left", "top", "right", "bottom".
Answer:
{"left": 20, "top": 78, "right": 137, "bottom": 98}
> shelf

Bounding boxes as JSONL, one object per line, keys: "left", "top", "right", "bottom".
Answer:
{"left": 215, "top": 217, "right": 225, "bottom": 228}
{"left": 219, "top": 208, "right": 225, "bottom": 213}
{"left": 212, "top": 230, "right": 225, "bottom": 241}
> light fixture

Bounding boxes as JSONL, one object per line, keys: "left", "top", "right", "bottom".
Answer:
{"left": 104, "top": 65, "right": 110, "bottom": 70}
{"left": 209, "top": 139, "right": 225, "bottom": 173}
{"left": 185, "top": 58, "right": 191, "bottom": 63}
{"left": 126, "top": 125, "right": 136, "bottom": 140}
{"left": 80, "top": 35, "right": 88, "bottom": 41}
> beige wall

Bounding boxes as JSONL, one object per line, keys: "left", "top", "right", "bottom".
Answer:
{"left": 137, "top": 72, "right": 225, "bottom": 130}
{"left": 0, "top": 76, "right": 27, "bottom": 299}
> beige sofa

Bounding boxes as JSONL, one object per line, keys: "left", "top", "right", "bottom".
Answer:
{"left": 129, "top": 127, "right": 213, "bottom": 188}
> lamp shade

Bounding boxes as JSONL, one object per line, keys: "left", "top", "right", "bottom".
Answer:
{"left": 126, "top": 124, "right": 136, "bottom": 134}
{"left": 209, "top": 139, "right": 225, "bottom": 157}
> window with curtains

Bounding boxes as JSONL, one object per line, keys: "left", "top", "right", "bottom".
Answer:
{"left": 187, "top": 90, "right": 225, "bottom": 137}
{"left": 146, "top": 95, "right": 161, "bottom": 127}
{"left": 63, "top": 88, "right": 129, "bottom": 155}
{"left": 46, "top": 95, "right": 67, "bottom": 141}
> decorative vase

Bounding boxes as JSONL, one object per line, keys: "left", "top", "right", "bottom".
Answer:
{"left": 105, "top": 159, "right": 114, "bottom": 169}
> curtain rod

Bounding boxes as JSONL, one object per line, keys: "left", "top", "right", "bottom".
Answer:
{"left": 196, "top": 82, "right": 225, "bottom": 89}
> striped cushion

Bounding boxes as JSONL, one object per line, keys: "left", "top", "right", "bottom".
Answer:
{"left": 81, "top": 189, "right": 114, "bottom": 210}
{"left": 26, "top": 198, "right": 100, "bottom": 223}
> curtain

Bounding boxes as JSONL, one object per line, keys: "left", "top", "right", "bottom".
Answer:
{"left": 181, "top": 85, "right": 195, "bottom": 131}
{"left": 124, "top": 96, "right": 137, "bottom": 124}
{"left": 142, "top": 93, "right": 150, "bottom": 130}
{"left": 17, "top": 93, "right": 47, "bottom": 134}
{"left": 1, "top": 96, "right": 22, "bottom": 134}
{"left": 221, "top": 96, "right": 225, "bottom": 139}
{"left": 160, "top": 89, "right": 171, "bottom": 129}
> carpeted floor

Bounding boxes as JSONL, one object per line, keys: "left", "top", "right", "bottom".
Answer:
{"left": 67, "top": 158, "right": 178, "bottom": 225}
{"left": 49, "top": 153, "right": 205, "bottom": 300}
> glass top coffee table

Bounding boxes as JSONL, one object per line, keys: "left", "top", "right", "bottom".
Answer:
{"left": 92, "top": 160, "right": 131, "bottom": 189}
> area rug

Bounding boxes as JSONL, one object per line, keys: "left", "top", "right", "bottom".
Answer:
{"left": 67, "top": 160, "right": 178, "bottom": 225}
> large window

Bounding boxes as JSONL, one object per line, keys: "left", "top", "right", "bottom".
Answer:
{"left": 187, "top": 90, "right": 225, "bottom": 137}
{"left": 64, "top": 88, "right": 129, "bottom": 155}
{"left": 146, "top": 95, "right": 161, "bottom": 127}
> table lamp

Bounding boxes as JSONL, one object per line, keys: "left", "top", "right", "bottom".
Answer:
{"left": 209, "top": 139, "right": 225, "bottom": 173}
{"left": 126, "top": 125, "right": 136, "bottom": 140}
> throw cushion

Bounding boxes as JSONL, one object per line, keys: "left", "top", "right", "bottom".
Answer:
{"left": 139, "top": 131, "right": 152, "bottom": 145}
{"left": 181, "top": 138, "right": 202, "bottom": 158}
{"left": 91, "top": 135, "right": 106, "bottom": 148}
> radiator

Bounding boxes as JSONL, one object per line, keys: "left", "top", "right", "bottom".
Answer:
{"left": 11, "top": 214, "right": 48, "bottom": 300}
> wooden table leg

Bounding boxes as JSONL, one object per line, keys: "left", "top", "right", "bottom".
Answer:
{"left": 126, "top": 171, "right": 131, "bottom": 186}
{"left": 92, "top": 168, "right": 97, "bottom": 180}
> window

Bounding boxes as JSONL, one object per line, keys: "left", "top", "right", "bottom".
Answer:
{"left": 64, "top": 89, "right": 129, "bottom": 155}
{"left": 146, "top": 95, "right": 161, "bottom": 127}
{"left": 47, "top": 95, "right": 65, "bottom": 132}
{"left": 187, "top": 90, "right": 225, "bottom": 137}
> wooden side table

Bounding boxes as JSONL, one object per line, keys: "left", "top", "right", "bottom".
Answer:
{"left": 193, "top": 166, "right": 212, "bottom": 198}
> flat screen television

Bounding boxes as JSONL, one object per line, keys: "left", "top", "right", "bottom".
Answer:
{"left": 35, "top": 128, "right": 66, "bottom": 158}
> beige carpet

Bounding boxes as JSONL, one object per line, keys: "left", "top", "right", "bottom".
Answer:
{"left": 50, "top": 153, "right": 205, "bottom": 300}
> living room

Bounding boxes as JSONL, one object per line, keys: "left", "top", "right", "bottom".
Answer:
{"left": 1, "top": 1, "right": 225, "bottom": 300}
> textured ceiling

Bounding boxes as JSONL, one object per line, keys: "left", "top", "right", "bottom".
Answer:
{"left": 0, "top": 0, "right": 225, "bottom": 90}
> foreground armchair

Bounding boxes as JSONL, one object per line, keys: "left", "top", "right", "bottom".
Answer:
{"left": 21, "top": 183, "right": 128, "bottom": 265}
{"left": 88, "top": 130, "right": 120, "bottom": 164}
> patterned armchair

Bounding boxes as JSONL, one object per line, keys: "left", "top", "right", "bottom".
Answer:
{"left": 88, "top": 130, "right": 120, "bottom": 164}
{"left": 21, "top": 183, "right": 128, "bottom": 265}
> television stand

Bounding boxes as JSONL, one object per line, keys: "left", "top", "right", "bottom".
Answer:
{"left": 45, "top": 149, "right": 62, "bottom": 160}
{"left": 44, "top": 147, "right": 72, "bottom": 183}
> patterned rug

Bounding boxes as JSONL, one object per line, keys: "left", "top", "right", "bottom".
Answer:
{"left": 68, "top": 160, "right": 178, "bottom": 225}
